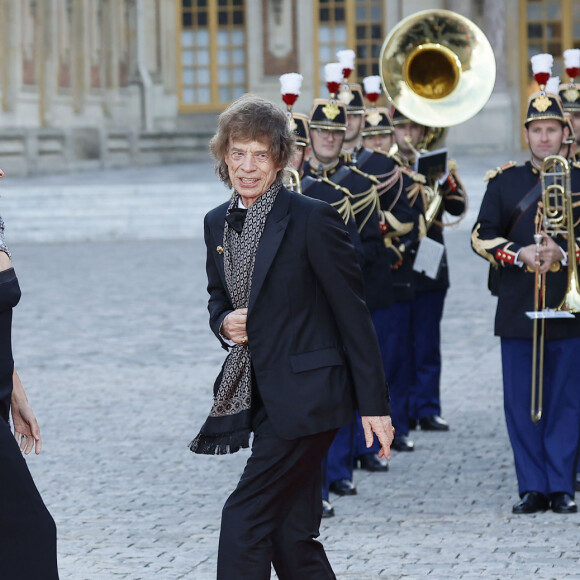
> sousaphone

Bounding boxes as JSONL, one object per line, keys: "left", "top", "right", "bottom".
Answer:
{"left": 379, "top": 9, "right": 496, "bottom": 129}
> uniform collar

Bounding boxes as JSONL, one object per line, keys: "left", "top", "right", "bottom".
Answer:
{"left": 305, "top": 157, "right": 343, "bottom": 179}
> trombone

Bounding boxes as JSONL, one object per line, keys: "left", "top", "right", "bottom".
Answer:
{"left": 541, "top": 156, "right": 580, "bottom": 314}
{"left": 530, "top": 232, "right": 545, "bottom": 424}
{"left": 529, "top": 155, "right": 580, "bottom": 423}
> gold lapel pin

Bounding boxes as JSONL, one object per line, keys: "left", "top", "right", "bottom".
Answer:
{"left": 217, "top": 246, "right": 224, "bottom": 254}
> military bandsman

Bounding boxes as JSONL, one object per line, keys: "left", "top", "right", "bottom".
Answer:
{"left": 391, "top": 107, "right": 467, "bottom": 435}
{"left": 339, "top": 79, "right": 425, "bottom": 456}
{"left": 302, "top": 79, "right": 391, "bottom": 515}
{"left": 471, "top": 54, "right": 580, "bottom": 514}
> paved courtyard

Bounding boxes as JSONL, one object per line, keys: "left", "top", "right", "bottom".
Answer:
{"left": 6, "top": 153, "right": 580, "bottom": 579}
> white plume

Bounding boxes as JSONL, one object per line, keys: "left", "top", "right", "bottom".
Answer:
{"left": 325, "top": 62, "right": 344, "bottom": 84}
{"left": 363, "top": 76, "right": 382, "bottom": 95}
{"left": 279, "top": 73, "right": 303, "bottom": 95}
{"left": 563, "top": 49, "right": 580, "bottom": 70}
{"left": 336, "top": 49, "right": 356, "bottom": 70}
{"left": 530, "top": 53, "right": 553, "bottom": 74}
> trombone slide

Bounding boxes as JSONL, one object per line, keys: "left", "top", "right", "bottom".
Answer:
{"left": 530, "top": 233, "right": 544, "bottom": 425}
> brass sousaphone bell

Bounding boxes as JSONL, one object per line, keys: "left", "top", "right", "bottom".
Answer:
{"left": 379, "top": 9, "right": 496, "bottom": 130}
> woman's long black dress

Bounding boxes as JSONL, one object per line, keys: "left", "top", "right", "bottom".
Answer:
{"left": 0, "top": 266, "right": 59, "bottom": 579}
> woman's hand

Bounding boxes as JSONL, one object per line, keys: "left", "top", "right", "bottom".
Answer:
{"left": 10, "top": 370, "right": 42, "bottom": 455}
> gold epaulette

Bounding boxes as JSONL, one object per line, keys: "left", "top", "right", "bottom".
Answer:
{"left": 340, "top": 151, "right": 352, "bottom": 164}
{"left": 400, "top": 165, "right": 426, "bottom": 184}
{"left": 319, "top": 176, "right": 352, "bottom": 198}
{"left": 391, "top": 150, "right": 410, "bottom": 169}
{"left": 572, "top": 159, "right": 580, "bottom": 170}
{"left": 484, "top": 161, "right": 517, "bottom": 182}
{"left": 349, "top": 164, "right": 380, "bottom": 185}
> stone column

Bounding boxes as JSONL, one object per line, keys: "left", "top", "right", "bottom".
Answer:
{"left": 102, "top": 0, "right": 120, "bottom": 116}
{"left": 159, "top": 0, "right": 177, "bottom": 94}
{"left": 483, "top": 0, "right": 506, "bottom": 91}
{"left": 71, "top": 0, "right": 90, "bottom": 114}
{"left": 1, "top": 0, "right": 22, "bottom": 112}
{"left": 37, "top": 0, "right": 59, "bottom": 126}
{"left": 126, "top": 0, "right": 138, "bottom": 84}
{"left": 245, "top": 1, "right": 263, "bottom": 93}
{"left": 127, "top": 0, "right": 153, "bottom": 130}
{"left": 295, "top": 0, "right": 313, "bottom": 110}
{"left": 384, "top": 0, "right": 401, "bottom": 31}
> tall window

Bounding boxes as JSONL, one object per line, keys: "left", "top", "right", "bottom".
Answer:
{"left": 520, "top": 0, "right": 580, "bottom": 118}
{"left": 178, "top": 0, "right": 246, "bottom": 112}
{"left": 313, "top": 0, "right": 384, "bottom": 97}
{"left": 355, "top": 0, "right": 383, "bottom": 80}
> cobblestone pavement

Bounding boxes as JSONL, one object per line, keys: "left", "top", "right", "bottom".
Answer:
{"left": 7, "top": 154, "right": 580, "bottom": 579}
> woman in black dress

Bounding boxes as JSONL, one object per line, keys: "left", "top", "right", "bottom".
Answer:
{"left": 0, "top": 216, "right": 59, "bottom": 579}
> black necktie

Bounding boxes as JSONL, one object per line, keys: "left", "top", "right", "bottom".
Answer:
{"left": 225, "top": 207, "right": 248, "bottom": 233}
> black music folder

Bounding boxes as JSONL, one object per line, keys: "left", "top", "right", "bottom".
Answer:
{"left": 414, "top": 148, "right": 448, "bottom": 183}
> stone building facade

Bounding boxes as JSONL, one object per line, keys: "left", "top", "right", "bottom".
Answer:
{"left": 0, "top": 0, "right": 189, "bottom": 176}
{"left": 0, "top": 0, "right": 578, "bottom": 175}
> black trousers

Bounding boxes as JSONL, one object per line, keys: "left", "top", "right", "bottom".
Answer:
{"left": 0, "top": 418, "right": 59, "bottom": 579}
{"left": 217, "top": 409, "right": 338, "bottom": 580}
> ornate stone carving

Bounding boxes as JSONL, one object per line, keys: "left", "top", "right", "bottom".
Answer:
{"left": 263, "top": 0, "right": 297, "bottom": 74}
{"left": 271, "top": 0, "right": 283, "bottom": 26}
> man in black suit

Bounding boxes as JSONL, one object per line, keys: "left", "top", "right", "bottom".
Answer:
{"left": 189, "top": 94, "right": 394, "bottom": 580}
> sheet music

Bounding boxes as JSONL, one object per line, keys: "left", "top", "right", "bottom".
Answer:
{"left": 413, "top": 237, "right": 445, "bottom": 280}
{"left": 525, "top": 310, "right": 575, "bottom": 319}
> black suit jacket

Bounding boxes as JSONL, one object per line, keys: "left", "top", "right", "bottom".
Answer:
{"left": 204, "top": 186, "right": 390, "bottom": 440}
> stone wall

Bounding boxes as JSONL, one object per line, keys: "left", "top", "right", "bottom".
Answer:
{"left": 0, "top": 127, "right": 214, "bottom": 177}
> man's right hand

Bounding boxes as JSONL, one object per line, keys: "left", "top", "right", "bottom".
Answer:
{"left": 221, "top": 308, "right": 248, "bottom": 344}
{"left": 519, "top": 232, "right": 564, "bottom": 274}
{"left": 361, "top": 415, "right": 394, "bottom": 461}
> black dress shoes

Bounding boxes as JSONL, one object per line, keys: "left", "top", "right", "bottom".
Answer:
{"left": 419, "top": 415, "right": 450, "bottom": 431}
{"left": 550, "top": 492, "right": 578, "bottom": 514}
{"left": 357, "top": 453, "right": 389, "bottom": 472}
{"left": 512, "top": 491, "right": 549, "bottom": 514}
{"left": 329, "top": 478, "right": 357, "bottom": 496}
{"left": 391, "top": 434, "right": 415, "bottom": 452}
{"left": 322, "top": 499, "right": 335, "bottom": 518}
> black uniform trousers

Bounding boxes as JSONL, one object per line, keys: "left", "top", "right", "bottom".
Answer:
{"left": 218, "top": 405, "right": 338, "bottom": 580}
{"left": 0, "top": 418, "right": 59, "bottom": 580}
